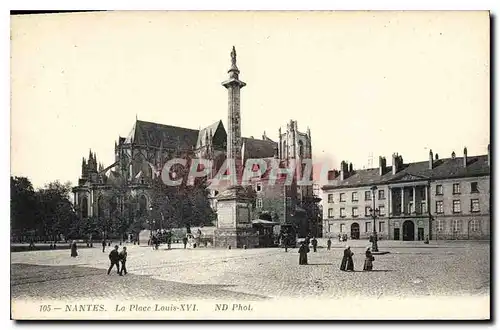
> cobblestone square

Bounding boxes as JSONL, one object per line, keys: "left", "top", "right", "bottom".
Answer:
{"left": 11, "top": 240, "right": 490, "bottom": 301}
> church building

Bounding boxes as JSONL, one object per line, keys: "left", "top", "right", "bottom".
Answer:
{"left": 72, "top": 47, "right": 321, "bottom": 240}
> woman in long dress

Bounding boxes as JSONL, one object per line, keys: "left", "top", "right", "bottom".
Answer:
{"left": 70, "top": 240, "right": 78, "bottom": 257}
{"left": 340, "top": 246, "right": 354, "bottom": 271}
{"left": 363, "top": 246, "right": 374, "bottom": 271}
{"left": 298, "top": 241, "right": 310, "bottom": 265}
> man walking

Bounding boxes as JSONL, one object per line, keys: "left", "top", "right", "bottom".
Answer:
{"left": 311, "top": 237, "right": 318, "bottom": 252}
{"left": 327, "top": 238, "right": 332, "bottom": 250}
{"left": 102, "top": 239, "right": 106, "bottom": 253}
{"left": 182, "top": 236, "right": 188, "bottom": 249}
{"left": 119, "top": 247, "right": 128, "bottom": 276}
{"left": 107, "top": 245, "right": 120, "bottom": 275}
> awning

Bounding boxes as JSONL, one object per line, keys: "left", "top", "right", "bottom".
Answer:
{"left": 252, "top": 219, "right": 279, "bottom": 226}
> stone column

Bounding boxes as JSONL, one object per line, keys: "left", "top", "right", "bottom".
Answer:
{"left": 400, "top": 187, "right": 404, "bottom": 215}
{"left": 388, "top": 187, "right": 392, "bottom": 216}
{"left": 424, "top": 185, "right": 428, "bottom": 213}
{"left": 412, "top": 186, "right": 416, "bottom": 214}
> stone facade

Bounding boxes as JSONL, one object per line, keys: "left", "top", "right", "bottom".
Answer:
{"left": 322, "top": 148, "right": 490, "bottom": 241}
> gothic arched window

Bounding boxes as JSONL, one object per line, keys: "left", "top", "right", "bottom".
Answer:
{"left": 139, "top": 195, "right": 147, "bottom": 216}
{"left": 298, "top": 140, "right": 304, "bottom": 158}
{"left": 81, "top": 196, "right": 88, "bottom": 218}
{"left": 98, "top": 196, "right": 105, "bottom": 218}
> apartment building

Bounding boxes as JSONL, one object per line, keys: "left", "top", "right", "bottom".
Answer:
{"left": 322, "top": 146, "right": 490, "bottom": 240}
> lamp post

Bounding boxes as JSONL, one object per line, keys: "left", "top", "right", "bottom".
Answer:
{"left": 369, "top": 185, "right": 379, "bottom": 252}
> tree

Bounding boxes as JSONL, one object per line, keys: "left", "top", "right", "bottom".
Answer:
{"left": 34, "top": 181, "right": 77, "bottom": 241}
{"left": 10, "top": 176, "right": 37, "bottom": 240}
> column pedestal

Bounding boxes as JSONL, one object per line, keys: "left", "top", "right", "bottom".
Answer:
{"left": 214, "top": 186, "right": 258, "bottom": 248}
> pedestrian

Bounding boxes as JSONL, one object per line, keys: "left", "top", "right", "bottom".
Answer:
{"left": 327, "top": 238, "right": 332, "bottom": 250}
{"left": 338, "top": 233, "right": 341, "bottom": 242}
{"left": 311, "top": 237, "right": 318, "bottom": 252}
{"left": 70, "top": 240, "right": 78, "bottom": 257}
{"left": 107, "top": 245, "right": 120, "bottom": 275}
{"left": 340, "top": 245, "right": 354, "bottom": 271}
{"left": 119, "top": 247, "right": 128, "bottom": 276}
{"left": 182, "top": 236, "right": 188, "bottom": 249}
{"left": 102, "top": 239, "right": 106, "bottom": 253}
{"left": 363, "top": 246, "right": 375, "bottom": 271}
{"left": 298, "top": 241, "right": 310, "bottom": 265}
{"left": 282, "top": 233, "right": 289, "bottom": 252}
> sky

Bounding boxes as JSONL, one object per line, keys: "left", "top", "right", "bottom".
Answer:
{"left": 10, "top": 11, "right": 490, "bottom": 189}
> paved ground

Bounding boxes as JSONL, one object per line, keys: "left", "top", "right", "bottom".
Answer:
{"left": 11, "top": 240, "right": 490, "bottom": 301}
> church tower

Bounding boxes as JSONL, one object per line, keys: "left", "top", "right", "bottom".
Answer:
{"left": 222, "top": 46, "right": 246, "bottom": 164}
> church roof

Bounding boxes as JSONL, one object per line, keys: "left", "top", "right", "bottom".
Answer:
{"left": 242, "top": 137, "right": 277, "bottom": 159}
{"left": 196, "top": 120, "right": 224, "bottom": 147}
{"left": 322, "top": 154, "right": 490, "bottom": 190}
{"left": 124, "top": 120, "right": 199, "bottom": 150}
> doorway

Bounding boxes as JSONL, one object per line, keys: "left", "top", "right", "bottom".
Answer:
{"left": 417, "top": 228, "right": 424, "bottom": 241}
{"left": 351, "top": 223, "right": 360, "bottom": 239}
{"left": 402, "top": 220, "right": 415, "bottom": 241}
{"left": 394, "top": 228, "right": 400, "bottom": 240}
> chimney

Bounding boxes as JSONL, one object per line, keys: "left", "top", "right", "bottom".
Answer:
{"left": 451, "top": 151, "right": 456, "bottom": 159}
{"left": 488, "top": 144, "right": 490, "bottom": 166}
{"left": 379, "top": 156, "right": 386, "bottom": 176}
{"left": 327, "top": 170, "right": 339, "bottom": 181}
{"left": 392, "top": 153, "right": 398, "bottom": 175}
{"left": 463, "top": 147, "right": 468, "bottom": 167}
{"left": 340, "top": 161, "right": 349, "bottom": 180}
{"left": 435, "top": 153, "right": 439, "bottom": 160}
{"left": 429, "top": 149, "right": 434, "bottom": 169}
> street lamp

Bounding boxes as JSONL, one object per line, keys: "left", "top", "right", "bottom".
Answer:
{"left": 369, "top": 185, "right": 379, "bottom": 252}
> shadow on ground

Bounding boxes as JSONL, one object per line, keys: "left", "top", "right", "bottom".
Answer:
{"left": 11, "top": 263, "right": 269, "bottom": 301}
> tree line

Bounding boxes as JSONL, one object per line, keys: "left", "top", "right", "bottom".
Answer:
{"left": 10, "top": 171, "right": 217, "bottom": 242}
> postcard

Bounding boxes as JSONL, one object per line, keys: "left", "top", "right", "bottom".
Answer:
{"left": 10, "top": 10, "right": 490, "bottom": 320}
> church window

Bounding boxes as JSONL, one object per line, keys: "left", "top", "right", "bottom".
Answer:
{"left": 298, "top": 140, "right": 304, "bottom": 158}
{"left": 81, "top": 197, "right": 88, "bottom": 218}
{"left": 139, "top": 195, "right": 148, "bottom": 216}
{"left": 98, "top": 196, "right": 105, "bottom": 218}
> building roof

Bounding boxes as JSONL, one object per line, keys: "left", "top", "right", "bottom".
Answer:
{"left": 242, "top": 137, "right": 277, "bottom": 159}
{"left": 322, "top": 154, "right": 490, "bottom": 190}
{"left": 124, "top": 120, "right": 199, "bottom": 150}
{"left": 196, "top": 120, "right": 224, "bottom": 147}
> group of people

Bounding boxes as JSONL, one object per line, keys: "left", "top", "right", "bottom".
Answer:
{"left": 297, "top": 239, "right": 376, "bottom": 271}
{"left": 340, "top": 245, "right": 375, "bottom": 271}
{"left": 107, "top": 245, "right": 128, "bottom": 276}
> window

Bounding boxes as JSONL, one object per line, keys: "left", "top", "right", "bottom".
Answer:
{"left": 328, "top": 224, "right": 334, "bottom": 233}
{"left": 256, "top": 198, "right": 263, "bottom": 208}
{"left": 453, "top": 183, "right": 461, "bottom": 195}
{"left": 340, "top": 224, "right": 345, "bottom": 233}
{"left": 365, "top": 191, "right": 372, "bottom": 201}
{"left": 328, "top": 194, "right": 334, "bottom": 203}
{"left": 378, "top": 190, "right": 385, "bottom": 200}
{"left": 453, "top": 200, "right": 461, "bottom": 213}
{"left": 408, "top": 202, "right": 414, "bottom": 213}
{"left": 379, "top": 221, "right": 385, "bottom": 232}
{"left": 340, "top": 193, "right": 346, "bottom": 202}
{"left": 328, "top": 208, "right": 334, "bottom": 218}
{"left": 421, "top": 202, "right": 427, "bottom": 214}
{"left": 452, "top": 219, "right": 462, "bottom": 232}
{"left": 352, "top": 192, "right": 359, "bottom": 202}
{"left": 365, "top": 222, "right": 372, "bottom": 232}
{"left": 352, "top": 207, "right": 359, "bottom": 217}
{"left": 436, "top": 219, "right": 444, "bottom": 232}
{"left": 471, "top": 182, "right": 479, "bottom": 193}
{"left": 436, "top": 201, "right": 444, "bottom": 214}
{"left": 379, "top": 205, "right": 385, "bottom": 216}
{"left": 256, "top": 183, "right": 262, "bottom": 192}
{"left": 365, "top": 206, "right": 371, "bottom": 217}
{"left": 340, "top": 208, "right": 346, "bottom": 218}
{"left": 436, "top": 185, "right": 443, "bottom": 195}
{"left": 470, "top": 220, "right": 479, "bottom": 232}
{"left": 471, "top": 199, "right": 480, "bottom": 213}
